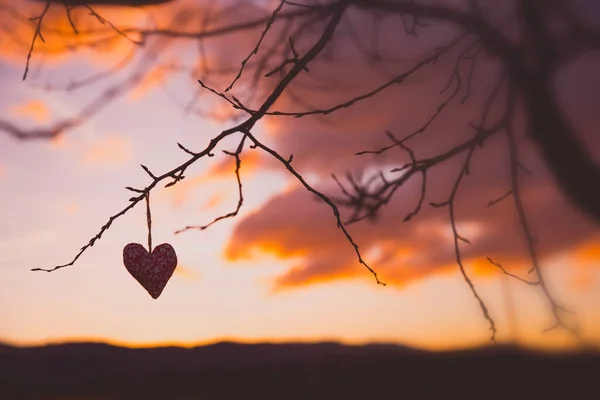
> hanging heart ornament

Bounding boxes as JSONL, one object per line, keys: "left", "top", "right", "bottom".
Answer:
{"left": 123, "top": 243, "right": 177, "bottom": 299}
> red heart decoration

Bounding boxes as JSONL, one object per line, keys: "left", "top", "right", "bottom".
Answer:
{"left": 123, "top": 243, "right": 177, "bottom": 299}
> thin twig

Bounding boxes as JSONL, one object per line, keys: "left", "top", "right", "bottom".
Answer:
{"left": 23, "top": 1, "right": 51, "bottom": 81}
{"left": 487, "top": 190, "right": 513, "bottom": 206}
{"left": 83, "top": 5, "right": 143, "bottom": 45}
{"left": 236, "top": 33, "right": 467, "bottom": 119}
{"left": 245, "top": 130, "right": 386, "bottom": 286}
{"left": 175, "top": 135, "right": 247, "bottom": 233}
{"left": 225, "top": 0, "right": 285, "bottom": 92}
{"left": 486, "top": 257, "right": 538, "bottom": 285}
{"left": 146, "top": 191, "right": 152, "bottom": 252}
{"left": 505, "top": 98, "right": 580, "bottom": 339}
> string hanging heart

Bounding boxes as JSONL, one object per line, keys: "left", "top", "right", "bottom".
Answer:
{"left": 123, "top": 191, "right": 177, "bottom": 299}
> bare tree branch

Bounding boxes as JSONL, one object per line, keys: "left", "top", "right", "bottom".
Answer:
{"left": 225, "top": 0, "right": 286, "bottom": 92}
{"left": 174, "top": 135, "right": 247, "bottom": 234}
{"left": 32, "top": 1, "right": 357, "bottom": 276}
{"left": 486, "top": 257, "right": 538, "bottom": 286}
{"left": 505, "top": 98, "right": 580, "bottom": 339}
{"left": 23, "top": 1, "right": 51, "bottom": 81}
{"left": 244, "top": 128, "right": 386, "bottom": 286}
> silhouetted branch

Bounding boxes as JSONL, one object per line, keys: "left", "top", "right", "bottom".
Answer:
{"left": 431, "top": 72, "right": 511, "bottom": 343}
{"left": 487, "top": 190, "right": 512, "bottom": 207}
{"left": 23, "top": 1, "right": 51, "bottom": 81}
{"left": 389, "top": 132, "right": 426, "bottom": 223}
{"left": 235, "top": 33, "right": 467, "bottom": 119}
{"left": 2, "top": 66, "right": 149, "bottom": 139}
{"left": 447, "top": 148, "right": 497, "bottom": 342}
{"left": 33, "top": 1, "right": 362, "bottom": 280}
{"left": 339, "top": 118, "right": 506, "bottom": 225}
{"left": 245, "top": 128, "right": 386, "bottom": 286}
{"left": 32, "top": 0, "right": 174, "bottom": 5}
{"left": 504, "top": 97, "right": 580, "bottom": 339}
{"left": 225, "top": 0, "right": 285, "bottom": 92}
{"left": 357, "top": 37, "right": 476, "bottom": 156}
{"left": 486, "top": 257, "right": 538, "bottom": 286}
{"left": 82, "top": 4, "right": 143, "bottom": 44}
{"left": 175, "top": 135, "right": 247, "bottom": 234}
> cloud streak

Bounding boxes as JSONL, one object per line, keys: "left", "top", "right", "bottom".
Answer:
{"left": 9, "top": 100, "right": 50, "bottom": 122}
{"left": 83, "top": 134, "right": 132, "bottom": 166}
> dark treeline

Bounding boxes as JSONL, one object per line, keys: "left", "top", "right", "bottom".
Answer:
{"left": 1, "top": 341, "right": 598, "bottom": 399}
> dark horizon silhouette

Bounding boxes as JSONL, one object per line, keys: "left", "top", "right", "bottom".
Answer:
{"left": 1, "top": 340, "right": 598, "bottom": 399}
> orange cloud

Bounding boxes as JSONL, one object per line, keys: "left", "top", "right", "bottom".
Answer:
{"left": 574, "top": 240, "right": 600, "bottom": 265}
{"left": 9, "top": 100, "right": 50, "bottom": 123}
{"left": 206, "top": 101, "right": 243, "bottom": 122}
{"left": 50, "top": 133, "right": 67, "bottom": 150}
{"left": 210, "top": 148, "right": 265, "bottom": 176}
{"left": 164, "top": 148, "right": 266, "bottom": 207}
{"left": 0, "top": 1, "right": 147, "bottom": 66}
{"left": 61, "top": 202, "right": 80, "bottom": 216}
{"left": 0, "top": 0, "right": 270, "bottom": 78}
{"left": 173, "top": 263, "right": 198, "bottom": 280}
{"left": 568, "top": 269, "right": 596, "bottom": 292}
{"left": 225, "top": 172, "right": 600, "bottom": 291}
{"left": 83, "top": 134, "right": 131, "bottom": 166}
{"left": 468, "top": 258, "right": 504, "bottom": 278}
{"left": 129, "top": 63, "right": 175, "bottom": 101}
{"left": 271, "top": 262, "right": 358, "bottom": 292}
{"left": 202, "top": 192, "right": 224, "bottom": 210}
{"left": 165, "top": 174, "right": 210, "bottom": 208}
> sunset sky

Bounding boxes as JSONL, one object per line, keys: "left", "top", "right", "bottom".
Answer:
{"left": 0, "top": 0, "right": 599, "bottom": 351}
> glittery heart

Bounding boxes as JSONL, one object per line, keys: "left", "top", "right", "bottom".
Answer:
{"left": 123, "top": 243, "right": 177, "bottom": 299}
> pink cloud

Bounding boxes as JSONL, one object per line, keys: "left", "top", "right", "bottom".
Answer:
{"left": 9, "top": 100, "right": 51, "bottom": 123}
{"left": 83, "top": 134, "right": 132, "bottom": 166}
{"left": 61, "top": 202, "right": 80, "bottom": 215}
{"left": 173, "top": 263, "right": 198, "bottom": 280}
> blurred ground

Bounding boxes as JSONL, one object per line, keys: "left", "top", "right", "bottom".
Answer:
{"left": 1, "top": 341, "right": 598, "bottom": 399}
